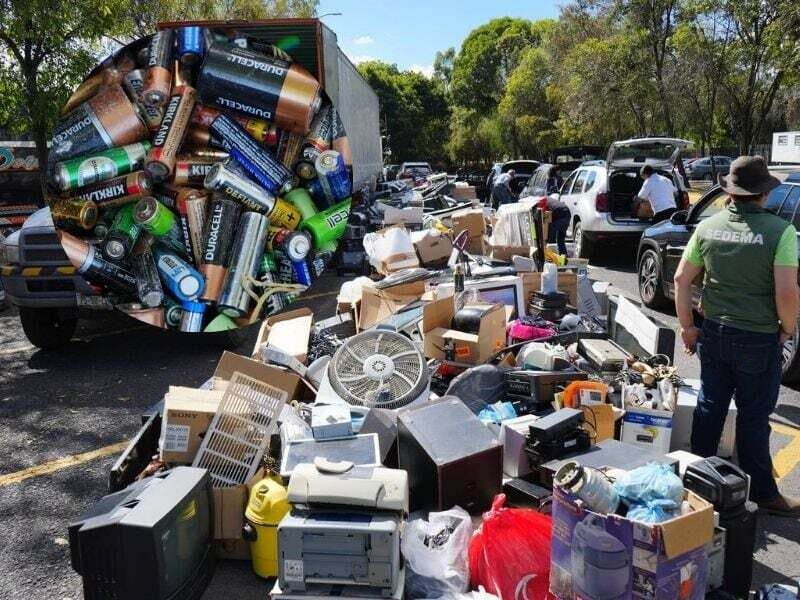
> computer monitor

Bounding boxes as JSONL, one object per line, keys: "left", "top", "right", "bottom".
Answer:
{"left": 436, "top": 275, "right": 526, "bottom": 319}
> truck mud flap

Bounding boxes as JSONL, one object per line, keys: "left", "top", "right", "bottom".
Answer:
{"left": 108, "top": 401, "right": 163, "bottom": 493}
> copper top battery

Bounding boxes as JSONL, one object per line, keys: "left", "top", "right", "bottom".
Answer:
{"left": 145, "top": 69, "right": 197, "bottom": 181}
{"left": 123, "top": 68, "right": 165, "bottom": 131}
{"left": 50, "top": 198, "right": 98, "bottom": 231}
{"left": 200, "top": 195, "right": 241, "bottom": 303}
{"left": 197, "top": 43, "right": 322, "bottom": 135}
{"left": 173, "top": 158, "right": 216, "bottom": 186}
{"left": 50, "top": 84, "right": 148, "bottom": 162}
{"left": 142, "top": 29, "right": 174, "bottom": 108}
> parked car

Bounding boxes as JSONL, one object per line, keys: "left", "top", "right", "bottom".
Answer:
{"left": 519, "top": 162, "right": 579, "bottom": 198}
{"left": 396, "top": 162, "right": 432, "bottom": 183}
{"left": 548, "top": 145, "right": 604, "bottom": 175}
{"left": 382, "top": 164, "right": 400, "bottom": 181}
{"left": 636, "top": 169, "right": 800, "bottom": 380}
{"left": 685, "top": 156, "right": 732, "bottom": 180}
{"left": 486, "top": 159, "right": 540, "bottom": 207}
{"left": 519, "top": 137, "right": 690, "bottom": 259}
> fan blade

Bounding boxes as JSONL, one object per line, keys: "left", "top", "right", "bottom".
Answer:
{"left": 375, "top": 333, "right": 383, "bottom": 354}
{"left": 338, "top": 373, "right": 369, "bottom": 383}
{"left": 345, "top": 344, "right": 365, "bottom": 364}
{"left": 392, "top": 370, "right": 415, "bottom": 389}
{"left": 390, "top": 350, "right": 420, "bottom": 360}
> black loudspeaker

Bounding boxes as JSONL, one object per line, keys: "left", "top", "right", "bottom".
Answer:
{"left": 360, "top": 408, "right": 399, "bottom": 467}
{"left": 719, "top": 500, "right": 758, "bottom": 598}
{"left": 398, "top": 396, "right": 502, "bottom": 513}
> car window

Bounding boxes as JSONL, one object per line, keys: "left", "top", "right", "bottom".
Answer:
{"left": 571, "top": 170, "right": 588, "bottom": 194}
{"left": 583, "top": 171, "right": 597, "bottom": 192}
{"left": 765, "top": 183, "right": 791, "bottom": 213}
{"left": 780, "top": 186, "right": 800, "bottom": 226}
{"left": 694, "top": 189, "right": 728, "bottom": 221}
{"left": 561, "top": 171, "right": 578, "bottom": 195}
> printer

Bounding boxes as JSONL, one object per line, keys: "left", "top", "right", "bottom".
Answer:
{"left": 278, "top": 458, "right": 408, "bottom": 598}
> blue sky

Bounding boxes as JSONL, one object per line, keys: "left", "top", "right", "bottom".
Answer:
{"left": 317, "top": 0, "right": 561, "bottom": 76}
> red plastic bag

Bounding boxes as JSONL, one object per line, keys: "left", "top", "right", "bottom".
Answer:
{"left": 468, "top": 494, "right": 554, "bottom": 600}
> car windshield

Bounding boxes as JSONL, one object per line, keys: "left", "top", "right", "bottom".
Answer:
{"left": 695, "top": 183, "right": 796, "bottom": 223}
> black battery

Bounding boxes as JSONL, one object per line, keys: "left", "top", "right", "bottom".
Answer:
{"left": 528, "top": 291, "right": 568, "bottom": 322}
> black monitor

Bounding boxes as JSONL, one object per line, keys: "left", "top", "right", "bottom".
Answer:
{"left": 69, "top": 467, "right": 215, "bottom": 600}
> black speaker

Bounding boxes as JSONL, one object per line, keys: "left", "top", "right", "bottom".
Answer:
{"left": 360, "top": 408, "right": 399, "bottom": 467}
{"left": 719, "top": 501, "right": 758, "bottom": 598}
{"left": 398, "top": 396, "right": 502, "bottom": 513}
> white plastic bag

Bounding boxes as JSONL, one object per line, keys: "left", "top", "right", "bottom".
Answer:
{"left": 402, "top": 506, "right": 473, "bottom": 599}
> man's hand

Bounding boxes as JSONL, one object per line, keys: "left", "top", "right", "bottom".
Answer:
{"left": 681, "top": 326, "right": 701, "bottom": 354}
{"left": 780, "top": 328, "right": 793, "bottom": 345}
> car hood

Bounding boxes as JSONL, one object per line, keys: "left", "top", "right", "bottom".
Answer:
{"left": 606, "top": 137, "right": 690, "bottom": 171}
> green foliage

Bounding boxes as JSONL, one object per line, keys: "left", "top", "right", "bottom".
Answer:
{"left": 357, "top": 60, "right": 450, "bottom": 165}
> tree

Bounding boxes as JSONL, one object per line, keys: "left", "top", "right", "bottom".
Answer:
{"left": 432, "top": 47, "right": 455, "bottom": 93}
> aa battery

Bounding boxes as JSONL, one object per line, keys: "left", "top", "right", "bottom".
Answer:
{"left": 292, "top": 259, "right": 312, "bottom": 286}
{"left": 130, "top": 245, "right": 164, "bottom": 308}
{"left": 299, "top": 198, "right": 351, "bottom": 248}
{"left": 284, "top": 187, "right": 318, "bottom": 221}
{"left": 164, "top": 297, "right": 183, "bottom": 328}
{"left": 123, "top": 69, "right": 164, "bottom": 131}
{"left": 315, "top": 150, "right": 351, "bottom": 204}
{"left": 176, "top": 190, "right": 207, "bottom": 266}
{"left": 191, "top": 104, "right": 275, "bottom": 145}
{"left": 267, "top": 227, "right": 312, "bottom": 261}
{"left": 60, "top": 230, "right": 138, "bottom": 293}
{"left": 258, "top": 252, "right": 277, "bottom": 276}
{"left": 197, "top": 43, "right": 322, "bottom": 134}
{"left": 330, "top": 107, "right": 353, "bottom": 166}
{"left": 50, "top": 84, "right": 148, "bottom": 162}
{"left": 153, "top": 246, "right": 204, "bottom": 301}
{"left": 208, "top": 113, "right": 292, "bottom": 195}
{"left": 72, "top": 171, "right": 151, "bottom": 206}
{"left": 145, "top": 79, "right": 197, "bottom": 181}
{"left": 177, "top": 27, "right": 204, "bottom": 66}
{"left": 142, "top": 30, "right": 174, "bottom": 107}
{"left": 300, "top": 103, "right": 332, "bottom": 167}
{"left": 103, "top": 203, "right": 141, "bottom": 261}
{"left": 200, "top": 195, "right": 241, "bottom": 303}
{"left": 52, "top": 141, "right": 151, "bottom": 192}
{"left": 218, "top": 212, "right": 268, "bottom": 318}
{"left": 134, "top": 196, "right": 176, "bottom": 237}
{"left": 50, "top": 199, "right": 98, "bottom": 231}
{"left": 179, "top": 300, "right": 206, "bottom": 332}
{"left": 204, "top": 162, "right": 278, "bottom": 213}
{"left": 173, "top": 158, "right": 215, "bottom": 185}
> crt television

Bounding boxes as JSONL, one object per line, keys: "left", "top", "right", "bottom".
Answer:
{"left": 68, "top": 467, "right": 215, "bottom": 600}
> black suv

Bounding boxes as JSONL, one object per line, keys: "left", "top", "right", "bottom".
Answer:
{"left": 636, "top": 170, "right": 800, "bottom": 380}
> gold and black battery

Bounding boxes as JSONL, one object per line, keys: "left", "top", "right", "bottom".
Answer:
{"left": 61, "top": 54, "right": 134, "bottom": 115}
{"left": 146, "top": 65, "right": 197, "bottom": 181}
{"left": 50, "top": 84, "right": 149, "bottom": 163}
{"left": 102, "top": 203, "right": 142, "bottom": 262}
{"left": 173, "top": 157, "right": 216, "bottom": 186}
{"left": 176, "top": 189, "right": 208, "bottom": 267}
{"left": 296, "top": 103, "right": 332, "bottom": 178}
{"left": 50, "top": 198, "right": 98, "bottom": 231}
{"left": 142, "top": 29, "right": 174, "bottom": 108}
{"left": 123, "top": 68, "right": 165, "bottom": 131}
{"left": 130, "top": 238, "right": 164, "bottom": 308}
{"left": 200, "top": 195, "right": 241, "bottom": 303}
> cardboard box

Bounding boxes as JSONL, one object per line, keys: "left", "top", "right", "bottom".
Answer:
{"left": 621, "top": 405, "right": 673, "bottom": 455}
{"left": 449, "top": 185, "right": 477, "bottom": 201}
{"left": 356, "top": 280, "right": 425, "bottom": 331}
{"left": 489, "top": 244, "right": 532, "bottom": 263}
{"left": 452, "top": 208, "right": 486, "bottom": 238}
{"left": 368, "top": 225, "right": 420, "bottom": 275}
{"left": 422, "top": 297, "right": 507, "bottom": 365}
{"left": 550, "top": 487, "right": 713, "bottom": 600}
{"left": 214, "top": 351, "right": 301, "bottom": 402}
{"left": 214, "top": 538, "right": 250, "bottom": 561}
{"left": 499, "top": 414, "right": 539, "bottom": 477}
{"left": 383, "top": 205, "right": 424, "bottom": 226}
{"left": 411, "top": 229, "right": 453, "bottom": 267}
{"left": 160, "top": 387, "right": 224, "bottom": 464}
{"left": 252, "top": 308, "right": 313, "bottom": 365}
{"left": 670, "top": 379, "right": 735, "bottom": 458}
{"left": 213, "top": 468, "right": 265, "bottom": 540}
{"left": 520, "top": 271, "right": 578, "bottom": 306}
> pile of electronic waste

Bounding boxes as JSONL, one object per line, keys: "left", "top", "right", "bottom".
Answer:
{"left": 68, "top": 204, "right": 763, "bottom": 600}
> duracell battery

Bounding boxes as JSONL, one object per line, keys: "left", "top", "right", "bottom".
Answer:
{"left": 130, "top": 239, "right": 164, "bottom": 308}
{"left": 50, "top": 84, "right": 148, "bottom": 162}
{"left": 175, "top": 190, "right": 208, "bottom": 267}
{"left": 142, "top": 29, "right": 174, "bottom": 108}
{"left": 60, "top": 230, "right": 138, "bottom": 293}
{"left": 72, "top": 171, "right": 151, "bottom": 206}
{"left": 200, "top": 195, "right": 241, "bottom": 303}
{"left": 61, "top": 54, "right": 135, "bottom": 115}
{"left": 330, "top": 107, "right": 353, "bottom": 167}
{"left": 123, "top": 69, "right": 164, "bottom": 131}
{"left": 196, "top": 44, "right": 322, "bottom": 134}
{"left": 145, "top": 69, "right": 197, "bottom": 181}
{"left": 173, "top": 158, "right": 215, "bottom": 186}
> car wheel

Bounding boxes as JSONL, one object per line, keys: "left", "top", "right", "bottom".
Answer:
{"left": 638, "top": 249, "right": 669, "bottom": 309}
{"left": 781, "top": 321, "right": 800, "bottom": 384}
{"left": 18, "top": 307, "right": 77, "bottom": 350}
{"left": 574, "top": 222, "right": 595, "bottom": 260}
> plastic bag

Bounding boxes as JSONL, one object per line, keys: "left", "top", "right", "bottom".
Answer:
{"left": 626, "top": 499, "right": 681, "bottom": 523}
{"left": 478, "top": 401, "right": 517, "bottom": 424}
{"left": 469, "top": 495, "right": 553, "bottom": 600}
{"left": 422, "top": 589, "right": 500, "bottom": 600}
{"left": 402, "top": 506, "right": 473, "bottom": 599}
{"left": 445, "top": 365, "right": 508, "bottom": 415}
{"left": 614, "top": 462, "right": 684, "bottom": 507}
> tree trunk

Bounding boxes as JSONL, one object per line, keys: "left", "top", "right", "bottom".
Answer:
{"left": 20, "top": 62, "right": 49, "bottom": 200}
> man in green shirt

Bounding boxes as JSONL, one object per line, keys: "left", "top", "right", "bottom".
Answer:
{"left": 674, "top": 156, "right": 800, "bottom": 516}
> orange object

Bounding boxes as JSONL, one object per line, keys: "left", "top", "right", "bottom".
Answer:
{"left": 563, "top": 380, "right": 609, "bottom": 408}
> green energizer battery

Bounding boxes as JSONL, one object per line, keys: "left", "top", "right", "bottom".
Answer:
{"left": 133, "top": 196, "right": 177, "bottom": 236}
{"left": 52, "top": 141, "right": 152, "bottom": 193}
{"left": 299, "top": 197, "right": 351, "bottom": 248}
{"left": 102, "top": 203, "right": 141, "bottom": 261}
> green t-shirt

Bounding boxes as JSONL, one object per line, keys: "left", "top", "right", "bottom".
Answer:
{"left": 682, "top": 202, "right": 798, "bottom": 333}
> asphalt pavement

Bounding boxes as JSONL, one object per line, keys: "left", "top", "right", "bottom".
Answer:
{"left": 1, "top": 255, "right": 799, "bottom": 599}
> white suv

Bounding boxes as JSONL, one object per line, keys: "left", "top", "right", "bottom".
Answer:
{"left": 521, "top": 137, "right": 690, "bottom": 259}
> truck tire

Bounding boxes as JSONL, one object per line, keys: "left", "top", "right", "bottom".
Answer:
{"left": 573, "top": 222, "right": 595, "bottom": 260}
{"left": 781, "top": 321, "right": 800, "bottom": 384}
{"left": 18, "top": 307, "right": 77, "bottom": 350}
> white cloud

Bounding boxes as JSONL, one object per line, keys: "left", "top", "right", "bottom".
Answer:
{"left": 409, "top": 64, "right": 435, "bottom": 78}
{"left": 349, "top": 54, "right": 376, "bottom": 64}
{"left": 353, "top": 35, "right": 374, "bottom": 46}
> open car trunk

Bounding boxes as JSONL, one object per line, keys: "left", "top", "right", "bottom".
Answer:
{"left": 607, "top": 168, "right": 675, "bottom": 222}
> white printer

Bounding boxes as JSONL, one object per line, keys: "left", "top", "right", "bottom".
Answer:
{"left": 278, "top": 458, "right": 408, "bottom": 598}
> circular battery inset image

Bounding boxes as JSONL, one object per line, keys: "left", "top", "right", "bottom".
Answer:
{"left": 46, "top": 26, "right": 355, "bottom": 333}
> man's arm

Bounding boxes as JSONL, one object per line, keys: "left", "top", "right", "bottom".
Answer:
{"left": 635, "top": 177, "right": 651, "bottom": 203}
{"left": 675, "top": 257, "right": 704, "bottom": 352}
{"left": 774, "top": 225, "right": 799, "bottom": 341}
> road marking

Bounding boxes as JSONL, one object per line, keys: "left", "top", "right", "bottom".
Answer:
{"left": 773, "top": 422, "right": 800, "bottom": 481}
{"left": 0, "top": 441, "right": 128, "bottom": 488}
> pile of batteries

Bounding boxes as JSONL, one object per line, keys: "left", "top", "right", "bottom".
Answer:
{"left": 47, "top": 26, "right": 353, "bottom": 332}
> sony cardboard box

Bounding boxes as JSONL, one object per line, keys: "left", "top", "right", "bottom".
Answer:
{"left": 411, "top": 229, "right": 453, "bottom": 267}
{"left": 159, "top": 387, "right": 224, "bottom": 465}
{"left": 213, "top": 467, "right": 265, "bottom": 542}
{"left": 549, "top": 486, "right": 713, "bottom": 600}
{"left": 252, "top": 308, "right": 313, "bottom": 365}
{"left": 422, "top": 296, "right": 506, "bottom": 365}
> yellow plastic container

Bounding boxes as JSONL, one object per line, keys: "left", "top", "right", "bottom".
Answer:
{"left": 243, "top": 475, "right": 291, "bottom": 578}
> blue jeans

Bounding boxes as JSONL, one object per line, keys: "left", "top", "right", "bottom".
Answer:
{"left": 549, "top": 212, "right": 570, "bottom": 256}
{"left": 691, "top": 319, "right": 781, "bottom": 502}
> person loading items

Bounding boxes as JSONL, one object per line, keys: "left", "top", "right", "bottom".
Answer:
{"left": 545, "top": 167, "right": 569, "bottom": 256}
{"left": 673, "top": 156, "right": 800, "bottom": 517}
{"left": 635, "top": 164, "right": 677, "bottom": 222}
{"left": 491, "top": 169, "right": 516, "bottom": 208}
